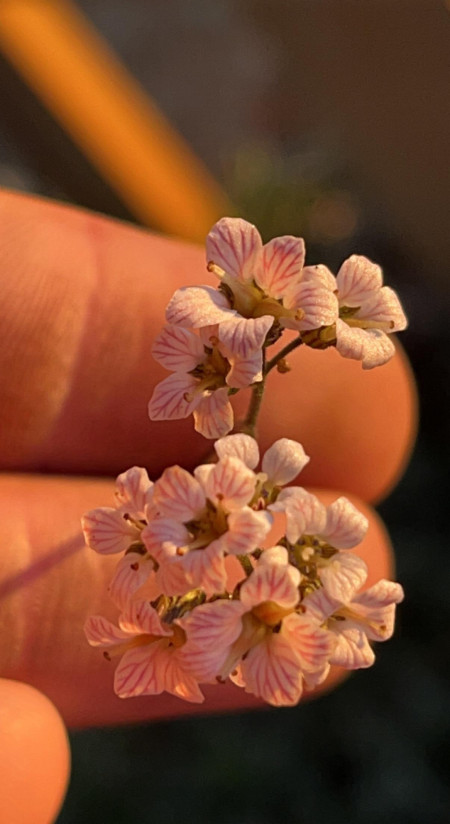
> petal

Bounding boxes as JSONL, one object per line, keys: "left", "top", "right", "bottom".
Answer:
{"left": 257, "top": 546, "right": 290, "bottom": 567}
{"left": 142, "top": 518, "right": 190, "bottom": 561}
{"left": 262, "top": 438, "right": 310, "bottom": 486}
{"left": 336, "top": 255, "right": 383, "bottom": 306}
{"left": 184, "top": 600, "right": 244, "bottom": 651}
{"left": 302, "top": 586, "right": 341, "bottom": 624}
{"left": 353, "top": 579, "right": 405, "bottom": 609}
{"left": 335, "top": 320, "right": 396, "bottom": 369}
{"left": 119, "top": 600, "right": 169, "bottom": 636}
{"left": 115, "top": 466, "right": 153, "bottom": 518}
{"left": 284, "top": 280, "right": 338, "bottom": 330}
{"left": 319, "top": 552, "right": 368, "bottom": 602}
{"left": 204, "top": 455, "right": 256, "bottom": 510}
{"left": 206, "top": 217, "right": 263, "bottom": 282}
{"left": 148, "top": 373, "right": 199, "bottom": 421}
{"left": 193, "top": 463, "right": 215, "bottom": 488}
{"left": 273, "top": 488, "right": 327, "bottom": 544}
{"left": 82, "top": 507, "right": 140, "bottom": 555}
{"left": 223, "top": 507, "right": 272, "bottom": 555}
{"left": 351, "top": 579, "right": 404, "bottom": 641}
{"left": 193, "top": 389, "right": 234, "bottom": 439}
{"left": 113, "top": 640, "right": 166, "bottom": 698}
{"left": 166, "top": 285, "right": 234, "bottom": 327}
{"left": 153, "top": 465, "right": 205, "bottom": 521}
{"left": 240, "top": 561, "right": 300, "bottom": 611}
{"left": 254, "top": 235, "right": 305, "bottom": 297}
{"left": 218, "top": 315, "right": 274, "bottom": 359}
{"left": 240, "top": 634, "right": 303, "bottom": 707}
{"left": 181, "top": 541, "right": 227, "bottom": 596}
{"left": 329, "top": 628, "right": 375, "bottom": 669}
{"left": 163, "top": 650, "right": 205, "bottom": 703}
{"left": 282, "top": 613, "right": 332, "bottom": 672}
{"left": 84, "top": 614, "right": 131, "bottom": 646}
{"left": 108, "top": 551, "right": 156, "bottom": 610}
{"left": 302, "top": 264, "right": 337, "bottom": 291}
{"left": 359, "top": 286, "right": 408, "bottom": 331}
{"left": 214, "top": 433, "right": 260, "bottom": 469}
{"left": 155, "top": 556, "right": 191, "bottom": 597}
{"left": 323, "top": 497, "right": 369, "bottom": 549}
{"left": 152, "top": 325, "right": 205, "bottom": 371}
{"left": 226, "top": 349, "right": 263, "bottom": 388}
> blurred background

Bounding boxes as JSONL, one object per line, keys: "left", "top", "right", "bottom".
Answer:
{"left": 0, "top": 1, "right": 448, "bottom": 822}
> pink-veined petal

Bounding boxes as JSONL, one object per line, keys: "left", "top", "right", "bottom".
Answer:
{"left": 262, "top": 438, "right": 310, "bottom": 486}
{"left": 152, "top": 324, "right": 205, "bottom": 371}
{"left": 336, "top": 255, "right": 383, "bottom": 306}
{"left": 283, "top": 280, "right": 338, "bottom": 330}
{"left": 353, "top": 579, "right": 405, "bottom": 609}
{"left": 350, "top": 579, "right": 404, "bottom": 641}
{"left": 240, "top": 633, "right": 303, "bottom": 707}
{"left": 302, "top": 586, "right": 341, "bottom": 624}
{"left": 226, "top": 349, "right": 263, "bottom": 388}
{"left": 319, "top": 552, "right": 368, "bottom": 602}
{"left": 329, "top": 628, "right": 375, "bottom": 669}
{"left": 223, "top": 507, "right": 272, "bottom": 555}
{"left": 206, "top": 217, "right": 263, "bottom": 282}
{"left": 282, "top": 613, "right": 332, "bottom": 672}
{"left": 153, "top": 465, "right": 205, "bottom": 521}
{"left": 359, "top": 286, "right": 408, "bottom": 331}
{"left": 183, "top": 599, "right": 244, "bottom": 650}
{"left": 302, "top": 264, "right": 337, "bottom": 291}
{"left": 254, "top": 235, "right": 305, "bottom": 297}
{"left": 82, "top": 507, "right": 140, "bottom": 555}
{"left": 205, "top": 455, "right": 256, "bottom": 510}
{"left": 108, "top": 551, "right": 156, "bottom": 610}
{"left": 148, "top": 373, "right": 200, "bottom": 421}
{"left": 84, "top": 614, "right": 131, "bottom": 647}
{"left": 218, "top": 315, "right": 274, "bottom": 359}
{"left": 155, "top": 555, "right": 191, "bottom": 596}
{"left": 335, "top": 320, "right": 396, "bottom": 370}
{"left": 181, "top": 540, "right": 227, "bottom": 596}
{"left": 119, "top": 600, "right": 169, "bottom": 636}
{"left": 257, "top": 546, "right": 290, "bottom": 567}
{"left": 163, "top": 649, "right": 205, "bottom": 703}
{"left": 303, "top": 662, "right": 331, "bottom": 690}
{"left": 273, "top": 488, "right": 327, "bottom": 544}
{"left": 214, "top": 433, "right": 260, "bottom": 469}
{"left": 142, "top": 518, "right": 190, "bottom": 561}
{"left": 193, "top": 463, "right": 215, "bottom": 488}
{"left": 113, "top": 639, "right": 166, "bottom": 698}
{"left": 240, "top": 561, "right": 300, "bottom": 611}
{"left": 166, "top": 285, "right": 234, "bottom": 328}
{"left": 193, "top": 389, "right": 234, "bottom": 439}
{"left": 323, "top": 497, "right": 368, "bottom": 549}
{"left": 115, "top": 466, "right": 153, "bottom": 518}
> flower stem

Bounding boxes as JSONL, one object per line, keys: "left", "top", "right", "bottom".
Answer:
{"left": 265, "top": 334, "right": 303, "bottom": 375}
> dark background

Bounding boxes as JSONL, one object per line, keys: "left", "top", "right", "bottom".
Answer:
{"left": 1, "top": 2, "right": 448, "bottom": 822}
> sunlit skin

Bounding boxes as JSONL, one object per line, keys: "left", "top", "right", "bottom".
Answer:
{"left": 0, "top": 190, "right": 417, "bottom": 823}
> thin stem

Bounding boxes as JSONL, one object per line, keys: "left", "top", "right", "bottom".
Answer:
{"left": 240, "top": 378, "right": 265, "bottom": 438}
{"left": 265, "top": 334, "right": 303, "bottom": 375}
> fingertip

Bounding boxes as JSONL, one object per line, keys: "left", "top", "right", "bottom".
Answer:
{"left": 0, "top": 679, "right": 70, "bottom": 824}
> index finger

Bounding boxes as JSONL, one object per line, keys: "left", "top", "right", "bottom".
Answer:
{"left": 0, "top": 189, "right": 416, "bottom": 501}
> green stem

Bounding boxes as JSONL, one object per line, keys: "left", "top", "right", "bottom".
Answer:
{"left": 265, "top": 334, "right": 303, "bottom": 375}
{"left": 240, "top": 378, "right": 266, "bottom": 438}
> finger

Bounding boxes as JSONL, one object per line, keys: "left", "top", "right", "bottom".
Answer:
{"left": 0, "top": 474, "right": 394, "bottom": 728}
{"left": 0, "top": 679, "right": 70, "bottom": 824}
{"left": 0, "top": 190, "right": 416, "bottom": 502}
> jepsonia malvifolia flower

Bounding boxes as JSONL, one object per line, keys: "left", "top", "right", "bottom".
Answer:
{"left": 84, "top": 599, "right": 204, "bottom": 702}
{"left": 321, "top": 254, "right": 407, "bottom": 369}
{"left": 82, "top": 466, "right": 159, "bottom": 610}
{"left": 165, "top": 217, "right": 338, "bottom": 360}
{"left": 148, "top": 324, "right": 263, "bottom": 438}
{"left": 271, "top": 488, "right": 369, "bottom": 602}
{"left": 180, "top": 547, "right": 331, "bottom": 707}
{"left": 142, "top": 455, "right": 272, "bottom": 597}
{"left": 303, "top": 577, "right": 404, "bottom": 669}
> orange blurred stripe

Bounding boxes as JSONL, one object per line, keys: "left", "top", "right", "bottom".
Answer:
{"left": 0, "top": 0, "right": 231, "bottom": 241}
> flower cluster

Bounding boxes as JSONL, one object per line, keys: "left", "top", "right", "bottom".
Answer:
{"left": 83, "top": 435, "right": 403, "bottom": 706}
{"left": 149, "top": 218, "right": 407, "bottom": 438}
{"left": 83, "top": 217, "right": 406, "bottom": 708}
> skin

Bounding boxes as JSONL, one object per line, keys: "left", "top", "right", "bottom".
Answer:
{"left": 0, "top": 190, "right": 417, "bottom": 823}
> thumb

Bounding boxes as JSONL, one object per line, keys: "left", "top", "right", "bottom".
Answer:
{"left": 0, "top": 678, "right": 70, "bottom": 824}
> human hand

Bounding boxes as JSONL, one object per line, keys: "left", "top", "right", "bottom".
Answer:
{"left": 0, "top": 189, "right": 416, "bottom": 822}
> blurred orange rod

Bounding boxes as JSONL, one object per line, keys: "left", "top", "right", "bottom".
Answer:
{"left": 0, "top": 0, "right": 231, "bottom": 242}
